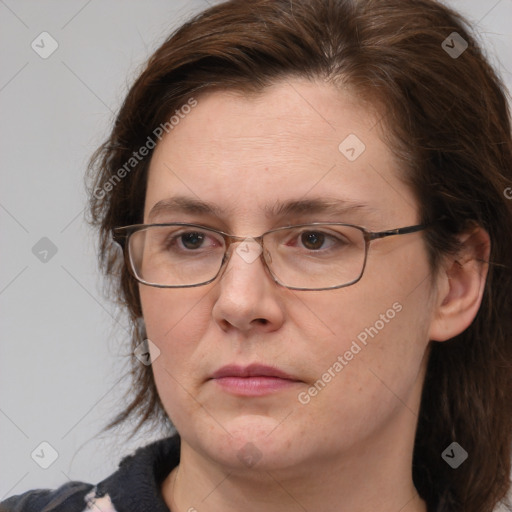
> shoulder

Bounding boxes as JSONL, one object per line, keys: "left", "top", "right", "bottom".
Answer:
{"left": 0, "top": 434, "right": 180, "bottom": 512}
{"left": 0, "top": 481, "right": 94, "bottom": 512}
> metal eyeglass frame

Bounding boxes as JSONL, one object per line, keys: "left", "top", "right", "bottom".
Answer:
{"left": 112, "top": 221, "right": 433, "bottom": 291}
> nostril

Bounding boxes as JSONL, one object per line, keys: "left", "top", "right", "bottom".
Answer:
{"left": 256, "top": 318, "right": 268, "bottom": 325}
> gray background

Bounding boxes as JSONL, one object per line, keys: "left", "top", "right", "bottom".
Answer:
{"left": 1, "top": 0, "right": 511, "bottom": 502}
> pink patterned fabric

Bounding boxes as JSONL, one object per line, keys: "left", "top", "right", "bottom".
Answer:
{"left": 83, "top": 488, "right": 118, "bottom": 512}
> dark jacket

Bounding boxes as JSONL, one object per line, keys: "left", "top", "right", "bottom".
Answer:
{"left": 0, "top": 435, "right": 180, "bottom": 512}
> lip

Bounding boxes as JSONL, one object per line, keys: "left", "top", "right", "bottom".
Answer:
{"left": 211, "top": 364, "right": 297, "bottom": 380}
{"left": 210, "top": 364, "right": 301, "bottom": 396}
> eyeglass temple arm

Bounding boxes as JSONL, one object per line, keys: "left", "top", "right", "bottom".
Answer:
{"left": 368, "top": 223, "right": 430, "bottom": 241}
{"left": 112, "top": 228, "right": 129, "bottom": 246}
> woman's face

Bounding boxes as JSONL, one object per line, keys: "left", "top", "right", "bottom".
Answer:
{"left": 140, "top": 78, "right": 437, "bottom": 473}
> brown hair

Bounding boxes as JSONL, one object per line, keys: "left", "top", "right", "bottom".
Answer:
{"left": 86, "top": 0, "right": 512, "bottom": 510}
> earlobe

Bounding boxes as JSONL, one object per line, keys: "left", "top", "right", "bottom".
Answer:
{"left": 429, "top": 226, "right": 490, "bottom": 342}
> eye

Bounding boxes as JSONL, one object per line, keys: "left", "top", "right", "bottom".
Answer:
{"left": 300, "top": 231, "right": 328, "bottom": 250}
{"left": 281, "top": 227, "right": 353, "bottom": 253}
{"left": 161, "top": 227, "right": 223, "bottom": 253}
{"left": 180, "top": 231, "right": 207, "bottom": 250}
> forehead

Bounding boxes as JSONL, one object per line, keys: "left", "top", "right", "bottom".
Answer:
{"left": 144, "top": 79, "right": 417, "bottom": 229}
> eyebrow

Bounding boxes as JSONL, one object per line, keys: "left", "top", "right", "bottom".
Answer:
{"left": 266, "top": 197, "right": 378, "bottom": 219}
{"left": 147, "top": 195, "right": 379, "bottom": 222}
{"left": 148, "top": 196, "right": 225, "bottom": 221}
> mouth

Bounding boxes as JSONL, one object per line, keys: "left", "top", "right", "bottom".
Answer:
{"left": 209, "top": 364, "right": 302, "bottom": 397}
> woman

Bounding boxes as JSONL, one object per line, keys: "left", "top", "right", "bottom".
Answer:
{"left": 2, "top": 0, "right": 511, "bottom": 511}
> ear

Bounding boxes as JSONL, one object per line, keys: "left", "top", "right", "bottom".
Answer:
{"left": 429, "top": 226, "right": 491, "bottom": 342}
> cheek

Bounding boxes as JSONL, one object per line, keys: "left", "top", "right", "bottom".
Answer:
{"left": 140, "top": 286, "right": 211, "bottom": 346}
{"left": 290, "top": 295, "right": 430, "bottom": 447}
{"left": 290, "top": 246, "right": 433, "bottom": 430}
{"left": 292, "top": 284, "right": 428, "bottom": 388}
{"left": 140, "top": 286, "right": 214, "bottom": 425}
{"left": 139, "top": 287, "right": 213, "bottom": 387}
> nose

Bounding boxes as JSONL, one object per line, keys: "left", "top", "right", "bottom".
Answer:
{"left": 211, "top": 239, "right": 285, "bottom": 333}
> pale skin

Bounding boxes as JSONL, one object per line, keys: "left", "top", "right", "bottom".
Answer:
{"left": 138, "top": 78, "right": 490, "bottom": 512}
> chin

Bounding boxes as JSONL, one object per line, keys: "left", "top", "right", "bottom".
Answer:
{"left": 188, "top": 414, "right": 304, "bottom": 471}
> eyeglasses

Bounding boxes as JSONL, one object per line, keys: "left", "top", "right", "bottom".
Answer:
{"left": 112, "top": 222, "right": 430, "bottom": 291}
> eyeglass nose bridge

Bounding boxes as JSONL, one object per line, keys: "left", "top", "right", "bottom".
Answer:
{"left": 218, "top": 233, "right": 275, "bottom": 280}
